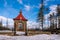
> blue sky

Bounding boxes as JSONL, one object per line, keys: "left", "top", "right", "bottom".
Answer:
{"left": 0, "top": 0, "right": 60, "bottom": 21}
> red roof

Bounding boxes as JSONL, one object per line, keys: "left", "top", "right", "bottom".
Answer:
{"left": 13, "top": 10, "right": 27, "bottom": 21}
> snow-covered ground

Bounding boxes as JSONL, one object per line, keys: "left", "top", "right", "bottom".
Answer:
{"left": 0, "top": 30, "right": 25, "bottom": 35}
{"left": 0, "top": 34, "right": 60, "bottom": 40}
{"left": 0, "top": 30, "right": 12, "bottom": 32}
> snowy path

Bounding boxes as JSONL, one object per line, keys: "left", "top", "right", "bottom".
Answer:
{"left": 0, "top": 34, "right": 60, "bottom": 40}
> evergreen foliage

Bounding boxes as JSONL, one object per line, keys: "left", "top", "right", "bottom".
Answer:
{"left": 37, "top": 0, "right": 44, "bottom": 30}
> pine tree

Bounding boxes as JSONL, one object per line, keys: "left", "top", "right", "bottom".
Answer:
{"left": 37, "top": 0, "right": 44, "bottom": 30}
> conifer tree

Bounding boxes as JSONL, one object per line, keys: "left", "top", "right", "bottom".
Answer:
{"left": 37, "top": 0, "right": 44, "bottom": 30}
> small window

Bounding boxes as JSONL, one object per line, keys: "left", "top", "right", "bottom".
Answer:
{"left": 18, "top": 23, "right": 23, "bottom": 29}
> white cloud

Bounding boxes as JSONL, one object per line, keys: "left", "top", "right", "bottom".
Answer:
{"left": 27, "top": 21, "right": 50, "bottom": 29}
{"left": 27, "top": 21, "right": 39, "bottom": 29}
{"left": 0, "top": 4, "right": 18, "bottom": 18}
{"left": 50, "top": 5, "right": 57, "bottom": 12}
{"left": 17, "top": 0, "right": 23, "bottom": 4}
{"left": 0, "top": 16, "right": 14, "bottom": 28}
{"left": 24, "top": 5, "right": 31, "bottom": 11}
{"left": 0, "top": 16, "right": 7, "bottom": 21}
{"left": 31, "top": 4, "right": 42, "bottom": 9}
{"left": 49, "top": 5, "right": 57, "bottom": 16}
{"left": 44, "top": 0, "right": 58, "bottom": 6}
{"left": 44, "top": 0, "right": 50, "bottom": 6}
{"left": 45, "top": 5, "right": 57, "bottom": 18}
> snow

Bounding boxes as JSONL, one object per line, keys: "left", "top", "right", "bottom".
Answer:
{"left": 0, "top": 34, "right": 60, "bottom": 40}
{"left": 0, "top": 30, "right": 60, "bottom": 40}
{"left": 0, "top": 30, "right": 12, "bottom": 32}
{"left": 16, "top": 31, "right": 25, "bottom": 35}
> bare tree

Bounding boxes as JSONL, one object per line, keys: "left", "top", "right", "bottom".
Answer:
{"left": 0, "top": 18, "right": 2, "bottom": 27}
{"left": 56, "top": 4, "right": 60, "bottom": 28}
{"left": 6, "top": 18, "right": 8, "bottom": 28}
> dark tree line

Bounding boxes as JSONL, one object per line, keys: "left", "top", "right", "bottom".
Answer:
{"left": 48, "top": 4, "right": 60, "bottom": 34}
{"left": 0, "top": 19, "right": 10, "bottom": 30}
